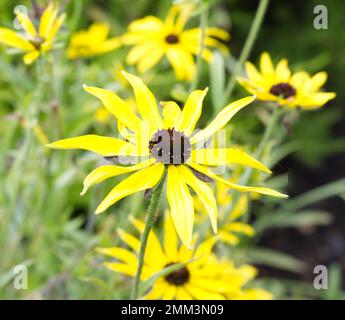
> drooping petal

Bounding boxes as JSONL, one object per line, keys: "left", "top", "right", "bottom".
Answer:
{"left": 46, "top": 134, "right": 146, "bottom": 156}
{"left": 161, "top": 101, "right": 182, "bottom": 129}
{"left": 166, "top": 47, "right": 195, "bottom": 81}
{"left": 179, "top": 165, "right": 217, "bottom": 233}
{"left": 0, "top": 27, "right": 34, "bottom": 51}
{"left": 121, "top": 71, "right": 163, "bottom": 129}
{"left": 163, "top": 211, "right": 179, "bottom": 261}
{"left": 83, "top": 85, "right": 143, "bottom": 133}
{"left": 189, "top": 162, "right": 288, "bottom": 198}
{"left": 126, "top": 42, "right": 158, "bottom": 65}
{"left": 15, "top": 11, "right": 37, "bottom": 37}
{"left": 191, "top": 96, "right": 256, "bottom": 144}
{"left": 177, "top": 88, "right": 208, "bottom": 136}
{"left": 137, "top": 45, "right": 164, "bottom": 73}
{"left": 190, "top": 148, "right": 271, "bottom": 173}
{"left": 23, "top": 50, "right": 40, "bottom": 64}
{"left": 167, "top": 165, "right": 194, "bottom": 248}
{"left": 95, "top": 163, "right": 165, "bottom": 214}
{"left": 80, "top": 159, "right": 155, "bottom": 195}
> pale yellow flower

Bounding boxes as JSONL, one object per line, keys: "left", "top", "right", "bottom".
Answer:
{"left": 122, "top": 4, "right": 230, "bottom": 81}
{"left": 0, "top": 3, "right": 65, "bottom": 64}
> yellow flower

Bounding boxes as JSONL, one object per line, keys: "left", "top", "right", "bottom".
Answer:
{"left": 95, "top": 98, "right": 136, "bottom": 124}
{"left": 195, "top": 182, "right": 255, "bottom": 245}
{"left": 67, "top": 23, "right": 121, "bottom": 59}
{"left": 47, "top": 71, "right": 287, "bottom": 248}
{"left": 122, "top": 4, "right": 230, "bottom": 81}
{"left": 0, "top": 3, "right": 65, "bottom": 64}
{"left": 238, "top": 52, "right": 336, "bottom": 109}
{"left": 98, "top": 214, "right": 272, "bottom": 300}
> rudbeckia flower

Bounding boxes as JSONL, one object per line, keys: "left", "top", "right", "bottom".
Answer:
{"left": 122, "top": 4, "right": 230, "bottom": 81}
{"left": 238, "top": 52, "right": 336, "bottom": 109}
{"left": 47, "top": 71, "right": 287, "bottom": 248}
{"left": 0, "top": 3, "right": 65, "bottom": 64}
{"left": 97, "top": 214, "right": 272, "bottom": 300}
{"left": 67, "top": 23, "right": 121, "bottom": 59}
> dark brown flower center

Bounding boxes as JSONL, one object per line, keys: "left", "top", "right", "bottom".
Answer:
{"left": 165, "top": 263, "right": 190, "bottom": 286}
{"left": 269, "top": 83, "right": 296, "bottom": 99}
{"left": 148, "top": 129, "right": 191, "bottom": 165}
{"left": 165, "top": 34, "right": 179, "bottom": 44}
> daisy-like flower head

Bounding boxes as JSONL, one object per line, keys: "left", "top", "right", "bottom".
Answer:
{"left": 122, "top": 4, "right": 230, "bottom": 81}
{"left": 0, "top": 3, "right": 65, "bottom": 64}
{"left": 238, "top": 52, "right": 336, "bottom": 109}
{"left": 47, "top": 71, "right": 287, "bottom": 248}
{"left": 98, "top": 214, "right": 272, "bottom": 300}
{"left": 67, "top": 23, "right": 121, "bottom": 59}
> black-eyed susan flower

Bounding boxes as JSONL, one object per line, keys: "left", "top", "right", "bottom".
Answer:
{"left": 0, "top": 3, "right": 65, "bottom": 64}
{"left": 238, "top": 52, "right": 336, "bottom": 109}
{"left": 47, "top": 71, "right": 287, "bottom": 248}
{"left": 121, "top": 4, "right": 230, "bottom": 81}
{"left": 67, "top": 23, "right": 121, "bottom": 59}
{"left": 97, "top": 214, "right": 272, "bottom": 300}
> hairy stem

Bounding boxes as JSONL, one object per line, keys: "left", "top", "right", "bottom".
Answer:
{"left": 131, "top": 173, "right": 166, "bottom": 299}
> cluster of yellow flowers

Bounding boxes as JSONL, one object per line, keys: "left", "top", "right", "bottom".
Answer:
{"left": 0, "top": 2, "right": 336, "bottom": 300}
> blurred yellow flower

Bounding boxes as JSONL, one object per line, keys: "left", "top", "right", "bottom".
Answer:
{"left": 47, "top": 71, "right": 287, "bottom": 248}
{"left": 238, "top": 52, "right": 336, "bottom": 109}
{"left": 0, "top": 3, "right": 65, "bottom": 64}
{"left": 67, "top": 23, "right": 121, "bottom": 59}
{"left": 122, "top": 4, "right": 230, "bottom": 81}
{"left": 195, "top": 182, "right": 254, "bottom": 245}
{"left": 98, "top": 214, "right": 272, "bottom": 300}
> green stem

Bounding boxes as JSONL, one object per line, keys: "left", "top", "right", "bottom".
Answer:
{"left": 189, "top": 3, "right": 208, "bottom": 93}
{"left": 131, "top": 173, "right": 166, "bottom": 300}
{"left": 220, "top": 107, "right": 281, "bottom": 226}
{"left": 221, "top": 0, "right": 269, "bottom": 105}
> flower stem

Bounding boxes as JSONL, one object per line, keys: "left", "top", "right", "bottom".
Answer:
{"left": 221, "top": 0, "right": 270, "bottom": 105}
{"left": 131, "top": 173, "right": 166, "bottom": 299}
{"left": 189, "top": 3, "right": 208, "bottom": 93}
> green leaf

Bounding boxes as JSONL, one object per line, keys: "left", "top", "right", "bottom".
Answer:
{"left": 247, "top": 247, "right": 306, "bottom": 273}
{"left": 209, "top": 51, "right": 225, "bottom": 110}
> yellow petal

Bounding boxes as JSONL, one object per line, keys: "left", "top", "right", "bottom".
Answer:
{"left": 83, "top": 85, "right": 143, "bottom": 133}
{"left": 121, "top": 71, "right": 163, "bottom": 129}
{"left": 185, "top": 284, "right": 225, "bottom": 300}
{"left": 166, "top": 47, "right": 195, "bottom": 81}
{"left": 117, "top": 228, "right": 140, "bottom": 251}
{"left": 191, "top": 148, "right": 271, "bottom": 173}
{"left": 176, "top": 287, "right": 193, "bottom": 300}
{"left": 167, "top": 166, "right": 194, "bottom": 248}
{"left": 162, "top": 285, "right": 177, "bottom": 300}
{"left": 191, "top": 96, "right": 256, "bottom": 144}
{"left": 23, "top": 50, "right": 40, "bottom": 64}
{"left": 46, "top": 13, "right": 65, "bottom": 42}
{"left": 95, "top": 163, "right": 164, "bottom": 214}
{"left": 162, "top": 101, "right": 182, "bottom": 129}
{"left": 224, "top": 222, "right": 255, "bottom": 237}
{"left": 96, "top": 247, "right": 137, "bottom": 265}
{"left": 163, "top": 211, "right": 179, "bottom": 262}
{"left": 39, "top": 3, "right": 58, "bottom": 38}
{"left": 310, "top": 71, "right": 327, "bottom": 91}
{"left": 103, "top": 262, "right": 136, "bottom": 278}
{"left": 244, "top": 61, "right": 264, "bottom": 84}
{"left": 144, "top": 281, "right": 168, "bottom": 300}
{"left": 177, "top": 88, "right": 208, "bottom": 136}
{"left": 46, "top": 134, "right": 145, "bottom": 156}
{"left": 0, "top": 27, "right": 34, "bottom": 51}
{"left": 80, "top": 159, "right": 155, "bottom": 195}
{"left": 15, "top": 11, "right": 37, "bottom": 37}
{"left": 126, "top": 42, "right": 158, "bottom": 65}
{"left": 189, "top": 162, "right": 288, "bottom": 198}
{"left": 179, "top": 165, "right": 217, "bottom": 233}
{"left": 260, "top": 52, "right": 275, "bottom": 78}
{"left": 137, "top": 45, "right": 164, "bottom": 73}
{"left": 275, "top": 59, "right": 291, "bottom": 82}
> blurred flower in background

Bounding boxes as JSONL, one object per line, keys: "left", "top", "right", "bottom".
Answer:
{"left": 67, "top": 23, "right": 121, "bottom": 59}
{"left": 238, "top": 52, "right": 336, "bottom": 109}
{"left": 0, "top": 3, "right": 65, "bottom": 64}
{"left": 97, "top": 214, "right": 272, "bottom": 300}
{"left": 122, "top": 4, "right": 230, "bottom": 81}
